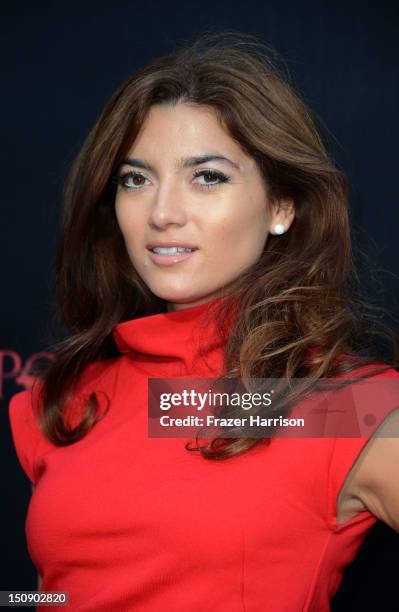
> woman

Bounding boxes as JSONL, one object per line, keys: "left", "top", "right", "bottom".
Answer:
{"left": 9, "top": 32, "right": 399, "bottom": 611}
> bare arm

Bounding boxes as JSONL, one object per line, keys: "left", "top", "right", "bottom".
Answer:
{"left": 348, "top": 407, "right": 399, "bottom": 533}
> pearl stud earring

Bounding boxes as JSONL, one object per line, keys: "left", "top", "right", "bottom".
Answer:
{"left": 273, "top": 223, "right": 285, "bottom": 235}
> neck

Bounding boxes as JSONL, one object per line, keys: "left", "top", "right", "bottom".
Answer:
{"left": 113, "top": 292, "right": 237, "bottom": 376}
{"left": 166, "top": 289, "right": 232, "bottom": 313}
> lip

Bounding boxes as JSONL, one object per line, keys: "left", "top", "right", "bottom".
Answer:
{"left": 146, "top": 241, "right": 199, "bottom": 267}
{"left": 147, "top": 246, "right": 198, "bottom": 267}
{"left": 146, "top": 240, "right": 198, "bottom": 249}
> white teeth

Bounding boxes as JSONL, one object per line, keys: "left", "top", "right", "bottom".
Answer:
{"left": 152, "top": 247, "right": 195, "bottom": 254}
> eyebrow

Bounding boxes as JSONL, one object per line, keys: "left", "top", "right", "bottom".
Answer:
{"left": 119, "top": 154, "right": 241, "bottom": 174}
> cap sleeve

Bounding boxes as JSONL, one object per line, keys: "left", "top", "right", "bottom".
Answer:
{"left": 326, "top": 367, "right": 399, "bottom": 531}
{"left": 8, "top": 386, "right": 45, "bottom": 486}
{"left": 8, "top": 359, "right": 116, "bottom": 486}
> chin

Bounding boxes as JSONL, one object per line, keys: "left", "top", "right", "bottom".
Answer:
{"left": 150, "top": 286, "right": 218, "bottom": 305}
{"left": 155, "top": 292, "right": 201, "bottom": 304}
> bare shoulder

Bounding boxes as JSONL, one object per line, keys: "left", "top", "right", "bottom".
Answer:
{"left": 337, "top": 407, "right": 399, "bottom": 531}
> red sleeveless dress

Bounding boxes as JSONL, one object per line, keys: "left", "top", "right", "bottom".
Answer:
{"left": 8, "top": 295, "right": 399, "bottom": 611}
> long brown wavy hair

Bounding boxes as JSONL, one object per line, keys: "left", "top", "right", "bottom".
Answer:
{"left": 34, "top": 31, "right": 399, "bottom": 459}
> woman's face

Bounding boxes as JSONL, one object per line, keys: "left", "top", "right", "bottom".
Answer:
{"left": 115, "top": 103, "right": 294, "bottom": 311}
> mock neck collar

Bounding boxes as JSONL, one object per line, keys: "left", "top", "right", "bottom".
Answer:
{"left": 112, "top": 295, "right": 236, "bottom": 375}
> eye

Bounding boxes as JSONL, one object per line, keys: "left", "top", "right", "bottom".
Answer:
{"left": 192, "top": 169, "right": 230, "bottom": 190}
{"left": 113, "top": 171, "right": 150, "bottom": 190}
{"left": 112, "top": 168, "right": 231, "bottom": 191}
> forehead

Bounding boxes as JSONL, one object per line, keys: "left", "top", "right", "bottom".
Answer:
{"left": 126, "top": 103, "right": 246, "bottom": 161}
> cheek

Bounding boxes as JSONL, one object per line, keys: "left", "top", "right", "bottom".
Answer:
{"left": 114, "top": 199, "right": 127, "bottom": 235}
{"left": 204, "top": 196, "right": 268, "bottom": 255}
{"left": 115, "top": 200, "right": 143, "bottom": 246}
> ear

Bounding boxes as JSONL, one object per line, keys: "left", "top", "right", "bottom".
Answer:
{"left": 269, "top": 198, "right": 295, "bottom": 234}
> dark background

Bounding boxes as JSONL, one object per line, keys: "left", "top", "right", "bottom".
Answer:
{"left": 2, "top": 1, "right": 399, "bottom": 610}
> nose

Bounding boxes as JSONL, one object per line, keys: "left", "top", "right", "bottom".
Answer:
{"left": 148, "top": 179, "right": 188, "bottom": 229}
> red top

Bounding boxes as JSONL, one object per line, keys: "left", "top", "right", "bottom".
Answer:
{"left": 8, "top": 295, "right": 399, "bottom": 611}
